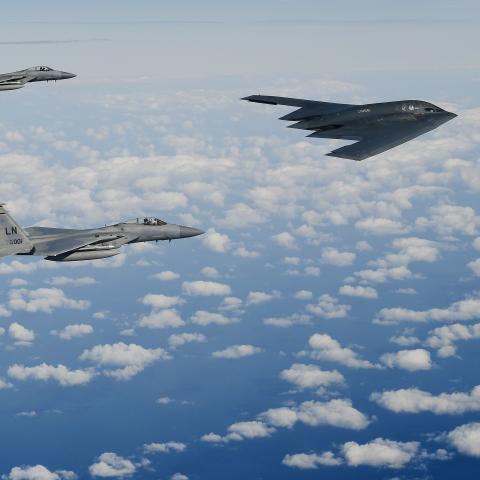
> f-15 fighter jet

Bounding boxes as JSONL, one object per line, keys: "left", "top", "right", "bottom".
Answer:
{"left": 242, "top": 95, "right": 457, "bottom": 161}
{"left": 0, "top": 205, "right": 204, "bottom": 262}
{"left": 0, "top": 66, "right": 76, "bottom": 91}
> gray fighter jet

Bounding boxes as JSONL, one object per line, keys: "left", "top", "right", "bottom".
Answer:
{"left": 0, "top": 205, "right": 204, "bottom": 262}
{"left": 0, "top": 66, "right": 76, "bottom": 91}
{"left": 242, "top": 95, "right": 457, "bottom": 161}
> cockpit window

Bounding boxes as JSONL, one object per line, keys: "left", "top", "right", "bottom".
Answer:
{"left": 122, "top": 217, "right": 167, "bottom": 226}
{"left": 142, "top": 217, "right": 167, "bottom": 226}
{"left": 424, "top": 107, "right": 443, "bottom": 113}
{"left": 33, "top": 66, "right": 52, "bottom": 72}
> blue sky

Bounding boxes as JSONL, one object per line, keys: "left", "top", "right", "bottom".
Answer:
{"left": 0, "top": 1, "right": 480, "bottom": 479}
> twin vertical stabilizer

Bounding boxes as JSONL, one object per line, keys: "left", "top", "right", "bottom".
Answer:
{"left": 0, "top": 205, "right": 33, "bottom": 257}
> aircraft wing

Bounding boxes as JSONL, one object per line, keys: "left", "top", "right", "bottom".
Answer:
{"left": 318, "top": 120, "right": 445, "bottom": 161}
{"left": 31, "top": 232, "right": 138, "bottom": 256}
{"left": 242, "top": 95, "right": 354, "bottom": 121}
{"left": 0, "top": 74, "right": 28, "bottom": 85}
{"left": 25, "top": 226, "right": 83, "bottom": 237}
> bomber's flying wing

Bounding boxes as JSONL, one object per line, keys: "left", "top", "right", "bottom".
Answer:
{"left": 29, "top": 231, "right": 139, "bottom": 256}
{"left": 317, "top": 121, "right": 445, "bottom": 161}
{"left": 243, "top": 95, "right": 452, "bottom": 161}
{"left": 242, "top": 95, "right": 354, "bottom": 121}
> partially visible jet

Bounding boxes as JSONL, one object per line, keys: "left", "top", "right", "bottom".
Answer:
{"left": 0, "top": 66, "right": 76, "bottom": 91}
{"left": 0, "top": 205, "right": 204, "bottom": 262}
{"left": 242, "top": 95, "right": 457, "bottom": 161}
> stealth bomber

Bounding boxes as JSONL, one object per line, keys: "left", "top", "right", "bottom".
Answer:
{"left": 0, "top": 205, "right": 203, "bottom": 262}
{"left": 242, "top": 95, "right": 457, "bottom": 161}
{"left": 0, "top": 66, "right": 76, "bottom": 91}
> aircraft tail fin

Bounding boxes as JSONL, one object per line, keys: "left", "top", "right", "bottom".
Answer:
{"left": 0, "top": 205, "right": 34, "bottom": 257}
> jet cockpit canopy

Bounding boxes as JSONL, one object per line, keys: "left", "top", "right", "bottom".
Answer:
{"left": 122, "top": 217, "right": 167, "bottom": 226}
{"left": 424, "top": 106, "right": 445, "bottom": 113}
{"left": 32, "top": 66, "right": 53, "bottom": 71}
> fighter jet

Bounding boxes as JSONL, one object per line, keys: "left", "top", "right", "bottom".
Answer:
{"left": 0, "top": 66, "right": 76, "bottom": 91}
{"left": 242, "top": 95, "right": 457, "bottom": 161}
{"left": 0, "top": 205, "right": 204, "bottom": 262}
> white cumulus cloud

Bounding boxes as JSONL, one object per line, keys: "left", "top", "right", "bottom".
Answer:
{"left": 228, "top": 421, "right": 275, "bottom": 440}
{"left": 168, "top": 332, "right": 206, "bottom": 348}
{"left": 304, "top": 333, "right": 377, "bottom": 369}
{"left": 380, "top": 349, "right": 432, "bottom": 371}
{"left": 191, "top": 310, "right": 236, "bottom": 326}
{"left": 7, "top": 465, "right": 76, "bottom": 480}
{"left": 339, "top": 285, "right": 378, "bottom": 299}
{"left": 89, "top": 452, "right": 136, "bottom": 478}
{"left": 272, "top": 232, "right": 297, "bottom": 250}
{"left": 51, "top": 324, "right": 93, "bottom": 340}
{"left": 8, "top": 288, "right": 89, "bottom": 313}
{"left": 201, "top": 266, "right": 220, "bottom": 278}
{"left": 425, "top": 322, "right": 480, "bottom": 357}
{"left": 293, "top": 290, "right": 312, "bottom": 300}
{"left": 47, "top": 276, "right": 97, "bottom": 287}
{"left": 280, "top": 363, "right": 344, "bottom": 390}
{"left": 371, "top": 385, "right": 480, "bottom": 414}
{"left": 342, "top": 438, "right": 419, "bottom": 468}
{"left": 153, "top": 271, "right": 180, "bottom": 281}
{"left": 202, "top": 228, "right": 231, "bottom": 252}
{"left": 375, "top": 294, "right": 480, "bottom": 324}
{"left": 182, "top": 281, "right": 231, "bottom": 296}
{"left": 204, "top": 398, "right": 369, "bottom": 445}
{"left": 80, "top": 342, "right": 170, "bottom": 380}
{"left": 306, "top": 294, "right": 351, "bottom": 319}
{"left": 355, "top": 217, "right": 407, "bottom": 235}
{"left": 212, "top": 345, "right": 262, "bottom": 359}
{"left": 447, "top": 422, "right": 480, "bottom": 457}
{"left": 9, "top": 322, "right": 34, "bottom": 343}
{"left": 8, "top": 363, "right": 93, "bottom": 386}
{"left": 321, "top": 248, "right": 356, "bottom": 266}
{"left": 140, "top": 294, "right": 184, "bottom": 309}
{"left": 282, "top": 452, "right": 342, "bottom": 469}
{"left": 263, "top": 314, "right": 311, "bottom": 328}
{"left": 468, "top": 258, "right": 480, "bottom": 276}
{"left": 143, "top": 441, "right": 186, "bottom": 454}
{"left": 246, "top": 290, "right": 280, "bottom": 305}
{"left": 138, "top": 309, "right": 185, "bottom": 329}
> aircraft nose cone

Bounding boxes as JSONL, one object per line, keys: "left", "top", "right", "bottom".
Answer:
{"left": 179, "top": 226, "right": 205, "bottom": 238}
{"left": 62, "top": 72, "right": 77, "bottom": 79}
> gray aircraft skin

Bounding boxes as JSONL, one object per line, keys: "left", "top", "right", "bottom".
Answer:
{"left": 243, "top": 95, "right": 457, "bottom": 161}
{"left": 0, "top": 205, "right": 204, "bottom": 262}
{"left": 0, "top": 66, "right": 76, "bottom": 91}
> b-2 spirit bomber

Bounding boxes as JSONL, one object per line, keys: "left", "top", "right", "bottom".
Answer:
{"left": 0, "top": 66, "right": 76, "bottom": 91}
{"left": 0, "top": 205, "right": 204, "bottom": 262}
{"left": 243, "top": 95, "right": 457, "bottom": 161}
